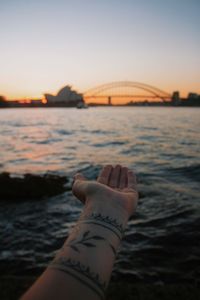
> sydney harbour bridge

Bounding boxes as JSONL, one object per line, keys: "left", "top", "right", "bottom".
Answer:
{"left": 83, "top": 81, "right": 172, "bottom": 104}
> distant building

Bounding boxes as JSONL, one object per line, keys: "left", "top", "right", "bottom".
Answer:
{"left": 185, "top": 92, "right": 200, "bottom": 106}
{"left": 44, "top": 85, "right": 84, "bottom": 106}
{"left": 171, "top": 91, "right": 180, "bottom": 105}
{"left": 188, "top": 93, "right": 199, "bottom": 100}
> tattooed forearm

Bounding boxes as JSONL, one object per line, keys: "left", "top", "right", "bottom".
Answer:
{"left": 66, "top": 229, "right": 117, "bottom": 256}
{"left": 52, "top": 213, "right": 124, "bottom": 298}
{"left": 49, "top": 257, "right": 106, "bottom": 300}
{"left": 65, "top": 213, "right": 125, "bottom": 256}
{"left": 67, "top": 230, "right": 105, "bottom": 253}
{"left": 79, "top": 213, "right": 125, "bottom": 240}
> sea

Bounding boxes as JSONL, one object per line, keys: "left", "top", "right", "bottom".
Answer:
{"left": 0, "top": 107, "right": 200, "bottom": 285}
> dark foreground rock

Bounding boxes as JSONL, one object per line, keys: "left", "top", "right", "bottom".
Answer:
{"left": 0, "top": 172, "right": 69, "bottom": 201}
{"left": 0, "top": 276, "right": 199, "bottom": 300}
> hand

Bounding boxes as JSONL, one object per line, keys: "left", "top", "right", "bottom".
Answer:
{"left": 72, "top": 165, "right": 138, "bottom": 218}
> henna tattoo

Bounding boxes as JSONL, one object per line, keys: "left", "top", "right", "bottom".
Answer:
{"left": 79, "top": 213, "right": 125, "bottom": 240}
{"left": 67, "top": 230, "right": 105, "bottom": 253}
{"left": 49, "top": 257, "right": 106, "bottom": 299}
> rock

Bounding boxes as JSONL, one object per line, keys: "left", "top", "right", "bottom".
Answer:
{"left": 0, "top": 172, "right": 69, "bottom": 201}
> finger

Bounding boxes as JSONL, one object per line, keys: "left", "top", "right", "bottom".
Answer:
{"left": 97, "top": 165, "right": 113, "bottom": 185}
{"left": 127, "top": 170, "right": 137, "bottom": 190}
{"left": 72, "top": 173, "right": 87, "bottom": 203}
{"left": 109, "top": 165, "right": 121, "bottom": 188}
{"left": 119, "top": 167, "right": 128, "bottom": 189}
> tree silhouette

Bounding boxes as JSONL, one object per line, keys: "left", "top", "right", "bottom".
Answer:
{"left": 0, "top": 95, "right": 8, "bottom": 107}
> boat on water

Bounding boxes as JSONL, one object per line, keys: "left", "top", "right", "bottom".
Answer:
{"left": 76, "top": 102, "right": 89, "bottom": 109}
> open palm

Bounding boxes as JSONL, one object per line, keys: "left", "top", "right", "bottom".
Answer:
{"left": 72, "top": 165, "right": 138, "bottom": 218}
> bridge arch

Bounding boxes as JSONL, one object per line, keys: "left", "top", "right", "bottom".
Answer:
{"left": 83, "top": 81, "right": 171, "bottom": 103}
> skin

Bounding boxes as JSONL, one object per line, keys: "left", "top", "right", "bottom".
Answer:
{"left": 21, "top": 165, "right": 138, "bottom": 300}
{"left": 73, "top": 164, "right": 138, "bottom": 217}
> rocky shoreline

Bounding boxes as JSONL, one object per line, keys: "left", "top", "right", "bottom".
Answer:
{"left": 0, "top": 172, "right": 70, "bottom": 201}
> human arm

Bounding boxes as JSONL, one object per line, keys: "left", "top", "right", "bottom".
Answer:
{"left": 21, "top": 164, "right": 138, "bottom": 300}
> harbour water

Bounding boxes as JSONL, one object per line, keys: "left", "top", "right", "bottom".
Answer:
{"left": 0, "top": 107, "right": 200, "bottom": 284}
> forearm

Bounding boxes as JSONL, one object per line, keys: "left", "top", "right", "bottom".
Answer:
{"left": 21, "top": 197, "right": 129, "bottom": 300}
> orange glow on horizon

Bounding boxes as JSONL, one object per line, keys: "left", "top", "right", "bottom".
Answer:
{"left": 2, "top": 83, "right": 200, "bottom": 104}
{"left": 18, "top": 99, "right": 31, "bottom": 104}
{"left": 42, "top": 98, "right": 47, "bottom": 104}
{"left": 84, "top": 98, "right": 164, "bottom": 105}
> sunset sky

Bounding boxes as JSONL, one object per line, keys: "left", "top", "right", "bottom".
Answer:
{"left": 0, "top": 0, "right": 199, "bottom": 102}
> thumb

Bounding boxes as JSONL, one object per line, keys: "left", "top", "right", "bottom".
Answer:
{"left": 72, "top": 173, "right": 87, "bottom": 203}
{"left": 74, "top": 173, "right": 86, "bottom": 182}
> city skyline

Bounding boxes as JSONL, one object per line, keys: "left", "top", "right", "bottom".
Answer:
{"left": 0, "top": 0, "right": 199, "bottom": 102}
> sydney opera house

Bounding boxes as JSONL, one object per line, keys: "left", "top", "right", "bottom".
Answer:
{"left": 44, "top": 85, "right": 84, "bottom": 107}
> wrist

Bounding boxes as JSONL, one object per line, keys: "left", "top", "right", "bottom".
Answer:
{"left": 83, "top": 195, "right": 129, "bottom": 229}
